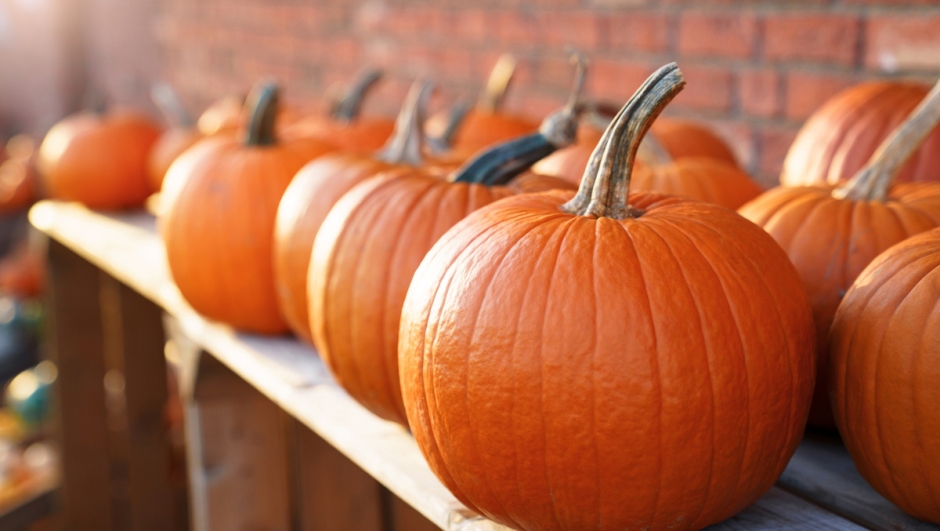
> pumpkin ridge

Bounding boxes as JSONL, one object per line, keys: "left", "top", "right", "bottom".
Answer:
{"left": 768, "top": 191, "right": 831, "bottom": 258}
{"left": 908, "top": 280, "right": 940, "bottom": 501}
{"left": 635, "top": 217, "right": 718, "bottom": 528}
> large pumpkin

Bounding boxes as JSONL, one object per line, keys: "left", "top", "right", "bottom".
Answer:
{"left": 147, "top": 83, "right": 204, "bottom": 192}
{"left": 309, "top": 60, "right": 585, "bottom": 425}
{"left": 399, "top": 63, "right": 815, "bottom": 531}
{"left": 38, "top": 110, "right": 161, "bottom": 209}
{"left": 161, "top": 82, "right": 335, "bottom": 333}
{"left": 274, "top": 80, "right": 445, "bottom": 343}
{"left": 739, "top": 79, "right": 940, "bottom": 428}
{"left": 782, "top": 81, "right": 940, "bottom": 186}
{"left": 830, "top": 228, "right": 940, "bottom": 524}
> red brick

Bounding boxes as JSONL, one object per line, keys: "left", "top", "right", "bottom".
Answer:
{"left": 607, "top": 12, "right": 670, "bottom": 53}
{"left": 589, "top": 59, "right": 656, "bottom": 102}
{"left": 451, "top": 9, "right": 489, "bottom": 43}
{"left": 705, "top": 120, "right": 754, "bottom": 172}
{"left": 678, "top": 12, "right": 756, "bottom": 59}
{"left": 866, "top": 14, "right": 940, "bottom": 72}
{"left": 538, "top": 11, "right": 604, "bottom": 50}
{"left": 785, "top": 71, "right": 855, "bottom": 120}
{"left": 739, "top": 69, "right": 781, "bottom": 118}
{"left": 764, "top": 14, "right": 860, "bottom": 66}
{"left": 493, "top": 10, "right": 541, "bottom": 49}
{"left": 672, "top": 66, "right": 734, "bottom": 113}
{"left": 758, "top": 126, "right": 800, "bottom": 181}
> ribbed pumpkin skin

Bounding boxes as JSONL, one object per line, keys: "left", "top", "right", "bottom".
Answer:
{"left": 399, "top": 190, "right": 815, "bottom": 531}
{"left": 451, "top": 110, "right": 539, "bottom": 154}
{"left": 147, "top": 127, "right": 204, "bottom": 192}
{"left": 309, "top": 169, "right": 514, "bottom": 424}
{"left": 161, "top": 135, "right": 334, "bottom": 333}
{"left": 39, "top": 112, "right": 161, "bottom": 209}
{"left": 738, "top": 183, "right": 940, "bottom": 426}
{"left": 830, "top": 229, "right": 940, "bottom": 524}
{"left": 274, "top": 154, "right": 393, "bottom": 342}
{"left": 633, "top": 158, "right": 762, "bottom": 210}
{"left": 286, "top": 117, "right": 395, "bottom": 153}
{"left": 782, "top": 82, "right": 940, "bottom": 187}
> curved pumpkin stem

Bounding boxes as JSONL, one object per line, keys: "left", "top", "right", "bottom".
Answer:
{"left": 834, "top": 78, "right": 940, "bottom": 202}
{"left": 562, "top": 63, "right": 685, "bottom": 219}
{"left": 376, "top": 79, "right": 433, "bottom": 166}
{"left": 478, "top": 54, "right": 517, "bottom": 114}
{"left": 453, "top": 51, "right": 586, "bottom": 186}
{"left": 427, "top": 99, "right": 472, "bottom": 153}
{"left": 244, "top": 81, "right": 279, "bottom": 147}
{"left": 330, "top": 67, "right": 383, "bottom": 123}
{"left": 151, "top": 83, "right": 193, "bottom": 127}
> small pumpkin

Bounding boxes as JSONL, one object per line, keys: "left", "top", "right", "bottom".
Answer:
{"left": 147, "top": 83, "right": 204, "bottom": 192}
{"left": 399, "top": 64, "right": 815, "bottom": 531}
{"left": 161, "top": 82, "right": 336, "bottom": 333}
{"left": 739, "top": 78, "right": 940, "bottom": 428}
{"left": 428, "top": 54, "right": 539, "bottom": 156}
{"left": 0, "top": 135, "right": 39, "bottom": 213}
{"left": 38, "top": 109, "right": 161, "bottom": 209}
{"left": 274, "top": 79, "right": 444, "bottom": 343}
{"left": 830, "top": 228, "right": 940, "bottom": 524}
{"left": 309, "top": 57, "right": 586, "bottom": 425}
{"left": 197, "top": 95, "right": 245, "bottom": 136}
{"left": 782, "top": 81, "right": 940, "bottom": 187}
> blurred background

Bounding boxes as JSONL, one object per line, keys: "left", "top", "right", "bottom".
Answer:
{"left": 0, "top": 0, "right": 938, "bottom": 187}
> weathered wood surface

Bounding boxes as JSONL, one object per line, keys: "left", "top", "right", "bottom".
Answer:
{"left": 32, "top": 201, "right": 880, "bottom": 531}
{"left": 780, "top": 433, "right": 940, "bottom": 531}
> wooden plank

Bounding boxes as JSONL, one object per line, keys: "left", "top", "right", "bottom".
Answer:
{"left": 44, "top": 238, "right": 113, "bottom": 531}
{"left": 779, "top": 434, "right": 940, "bottom": 531}
{"left": 709, "top": 488, "right": 866, "bottom": 530}
{"left": 289, "top": 418, "right": 383, "bottom": 531}
{"left": 99, "top": 274, "right": 188, "bottom": 531}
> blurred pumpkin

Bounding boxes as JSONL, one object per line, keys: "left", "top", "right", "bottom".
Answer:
{"left": 0, "top": 136, "right": 39, "bottom": 213}
{"left": 147, "top": 83, "right": 204, "bottom": 192}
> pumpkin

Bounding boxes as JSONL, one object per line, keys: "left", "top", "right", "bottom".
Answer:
{"left": 197, "top": 95, "right": 246, "bottom": 136}
{"left": 629, "top": 157, "right": 762, "bottom": 210}
{"left": 428, "top": 54, "right": 539, "bottom": 156}
{"left": 161, "top": 82, "right": 336, "bottom": 333}
{"left": 38, "top": 110, "right": 161, "bottom": 209}
{"left": 829, "top": 228, "right": 940, "bottom": 524}
{"left": 147, "top": 83, "right": 204, "bottom": 192}
{"left": 398, "top": 63, "right": 815, "bottom": 531}
{"left": 285, "top": 68, "right": 395, "bottom": 153}
{"left": 309, "top": 56, "right": 586, "bottom": 425}
{"left": 782, "top": 81, "right": 940, "bottom": 187}
{"left": 0, "top": 135, "right": 39, "bottom": 213}
{"left": 739, "top": 78, "right": 940, "bottom": 428}
{"left": 274, "top": 79, "right": 444, "bottom": 343}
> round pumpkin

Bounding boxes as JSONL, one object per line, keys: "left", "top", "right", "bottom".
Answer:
{"left": 830, "top": 228, "right": 940, "bottom": 524}
{"left": 38, "top": 110, "right": 161, "bottom": 209}
{"left": 197, "top": 95, "right": 246, "bottom": 136}
{"left": 0, "top": 135, "right": 39, "bottom": 213}
{"left": 274, "top": 80, "right": 444, "bottom": 343}
{"left": 630, "top": 158, "right": 762, "bottom": 210}
{"left": 782, "top": 81, "right": 940, "bottom": 187}
{"left": 739, "top": 79, "right": 940, "bottom": 428}
{"left": 309, "top": 60, "right": 586, "bottom": 425}
{"left": 399, "top": 63, "right": 815, "bottom": 531}
{"left": 161, "top": 82, "right": 335, "bottom": 333}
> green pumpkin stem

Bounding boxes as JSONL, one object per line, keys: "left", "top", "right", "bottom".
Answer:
{"left": 561, "top": 63, "right": 685, "bottom": 219}
{"left": 376, "top": 79, "right": 433, "bottom": 166}
{"left": 244, "top": 82, "right": 279, "bottom": 147}
{"left": 478, "top": 54, "right": 517, "bottom": 113}
{"left": 330, "top": 68, "right": 383, "bottom": 124}
{"left": 453, "top": 51, "right": 586, "bottom": 186}
{"left": 834, "top": 78, "right": 940, "bottom": 202}
{"left": 151, "top": 83, "right": 193, "bottom": 128}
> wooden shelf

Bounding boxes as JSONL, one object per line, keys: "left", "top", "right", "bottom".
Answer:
{"left": 30, "top": 200, "right": 937, "bottom": 531}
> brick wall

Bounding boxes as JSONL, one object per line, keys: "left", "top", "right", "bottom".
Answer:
{"left": 4, "top": 0, "right": 940, "bottom": 186}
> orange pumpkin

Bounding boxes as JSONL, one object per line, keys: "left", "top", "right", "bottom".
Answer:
{"left": 161, "top": 82, "right": 335, "bottom": 333}
{"left": 629, "top": 158, "right": 762, "bottom": 210}
{"left": 428, "top": 54, "right": 538, "bottom": 156}
{"left": 38, "top": 110, "right": 161, "bottom": 209}
{"left": 309, "top": 59, "right": 585, "bottom": 425}
{"left": 830, "top": 228, "right": 940, "bottom": 524}
{"left": 274, "top": 80, "right": 445, "bottom": 343}
{"left": 197, "top": 95, "right": 246, "bottom": 136}
{"left": 0, "top": 135, "right": 39, "bottom": 213}
{"left": 782, "top": 81, "right": 940, "bottom": 187}
{"left": 146, "top": 83, "right": 204, "bottom": 193}
{"left": 399, "top": 64, "right": 815, "bottom": 531}
{"left": 739, "top": 79, "right": 940, "bottom": 428}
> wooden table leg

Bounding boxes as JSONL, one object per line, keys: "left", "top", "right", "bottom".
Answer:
{"left": 44, "top": 239, "right": 112, "bottom": 531}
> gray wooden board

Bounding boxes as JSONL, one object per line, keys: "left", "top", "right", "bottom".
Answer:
{"left": 31, "top": 201, "right": 869, "bottom": 531}
{"left": 779, "top": 433, "right": 940, "bottom": 531}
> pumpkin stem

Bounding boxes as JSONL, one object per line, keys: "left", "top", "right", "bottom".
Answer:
{"left": 478, "top": 54, "right": 517, "bottom": 114}
{"left": 330, "top": 67, "right": 383, "bottom": 123}
{"left": 243, "top": 81, "right": 279, "bottom": 147}
{"left": 427, "top": 99, "right": 472, "bottom": 152}
{"left": 376, "top": 79, "right": 433, "bottom": 166}
{"left": 453, "top": 50, "right": 586, "bottom": 186}
{"left": 561, "top": 63, "right": 685, "bottom": 219}
{"left": 834, "top": 78, "right": 940, "bottom": 202}
{"left": 151, "top": 83, "right": 193, "bottom": 127}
